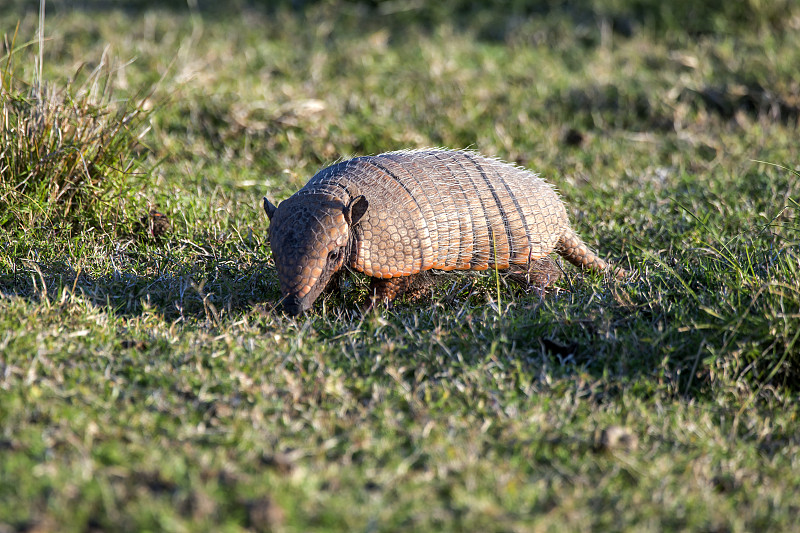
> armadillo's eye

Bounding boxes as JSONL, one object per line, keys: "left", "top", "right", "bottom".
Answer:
{"left": 327, "top": 249, "right": 340, "bottom": 263}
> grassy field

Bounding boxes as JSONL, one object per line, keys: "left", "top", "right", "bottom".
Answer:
{"left": 2, "top": 1, "right": 799, "bottom": 531}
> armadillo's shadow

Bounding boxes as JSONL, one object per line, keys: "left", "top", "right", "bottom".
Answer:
{"left": 2, "top": 255, "right": 655, "bottom": 392}
{"left": 0, "top": 255, "right": 281, "bottom": 323}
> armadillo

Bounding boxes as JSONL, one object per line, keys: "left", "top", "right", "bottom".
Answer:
{"left": 264, "top": 148, "right": 623, "bottom": 315}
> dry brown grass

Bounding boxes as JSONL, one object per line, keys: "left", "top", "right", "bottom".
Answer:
{"left": 1, "top": 25, "right": 151, "bottom": 230}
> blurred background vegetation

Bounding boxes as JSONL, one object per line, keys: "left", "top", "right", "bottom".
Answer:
{"left": 7, "top": 0, "right": 800, "bottom": 34}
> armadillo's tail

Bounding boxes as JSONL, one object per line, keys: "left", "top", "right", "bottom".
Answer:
{"left": 556, "top": 227, "right": 626, "bottom": 279}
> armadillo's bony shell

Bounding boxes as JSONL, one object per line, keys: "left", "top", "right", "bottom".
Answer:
{"left": 292, "top": 149, "right": 569, "bottom": 278}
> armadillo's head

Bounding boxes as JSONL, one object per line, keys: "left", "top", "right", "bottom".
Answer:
{"left": 264, "top": 193, "right": 368, "bottom": 316}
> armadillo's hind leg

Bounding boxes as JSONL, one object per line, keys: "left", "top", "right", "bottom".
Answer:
{"left": 507, "top": 256, "right": 563, "bottom": 290}
{"left": 556, "top": 227, "right": 626, "bottom": 278}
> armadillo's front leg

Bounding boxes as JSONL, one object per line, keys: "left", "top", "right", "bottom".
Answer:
{"left": 364, "top": 275, "right": 416, "bottom": 311}
{"left": 363, "top": 274, "right": 436, "bottom": 311}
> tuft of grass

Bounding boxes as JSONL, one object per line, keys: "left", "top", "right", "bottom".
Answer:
{"left": 0, "top": 26, "right": 152, "bottom": 233}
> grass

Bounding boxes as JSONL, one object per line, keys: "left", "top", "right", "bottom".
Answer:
{"left": 1, "top": 1, "right": 800, "bottom": 531}
{"left": 1, "top": 27, "right": 152, "bottom": 231}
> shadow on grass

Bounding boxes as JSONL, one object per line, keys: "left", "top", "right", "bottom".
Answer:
{"left": 0, "top": 249, "right": 723, "bottom": 398}
{"left": 3, "top": 237, "right": 797, "bottom": 396}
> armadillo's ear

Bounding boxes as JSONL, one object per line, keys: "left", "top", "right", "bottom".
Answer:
{"left": 345, "top": 195, "right": 368, "bottom": 226}
{"left": 263, "top": 197, "right": 278, "bottom": 220}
